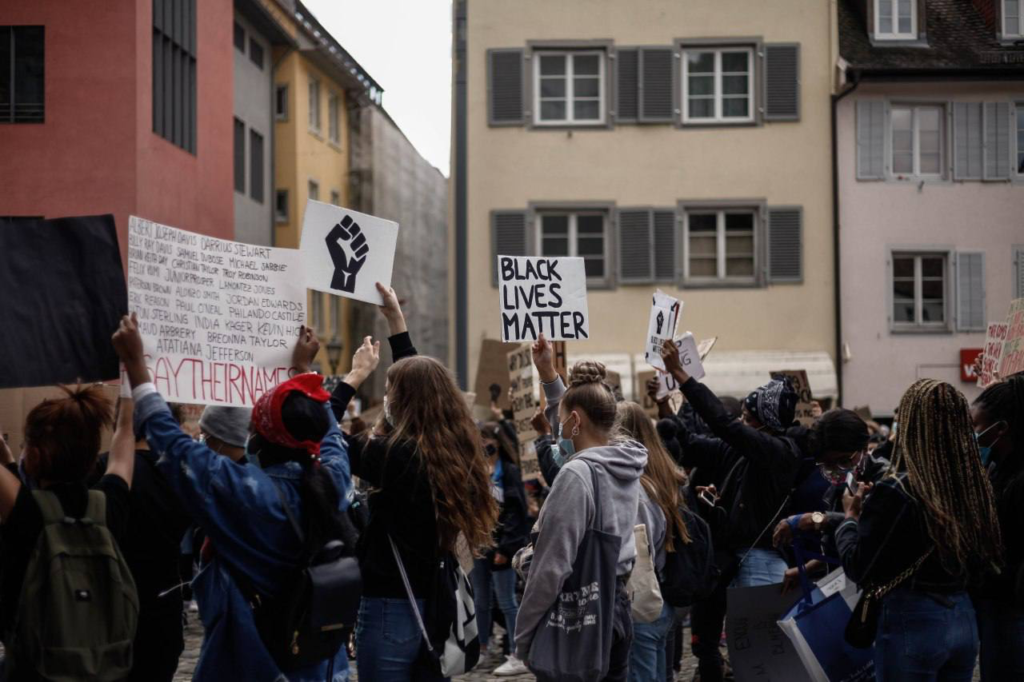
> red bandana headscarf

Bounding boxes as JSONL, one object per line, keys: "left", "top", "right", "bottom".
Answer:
{"left": 252, "top": 373, "right": 330, "bottom": 458}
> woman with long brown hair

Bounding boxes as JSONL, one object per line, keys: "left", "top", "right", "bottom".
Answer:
{"left": 331, "top": 284, "right": 498, "bottom": 682}
{"left": 835, "top": 379, "right": 1002, "bottom": 681}
{"left": 616, "top": 402, "right": 689, "bottom": 682}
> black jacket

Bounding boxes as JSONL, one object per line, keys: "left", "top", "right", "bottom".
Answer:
{"left": 982, "top": 454, "right": 1024, "bottom": 601}
{"left": 677, "top": 378, "right": 802, "bottom": 551}
{"left": 487, "top": 460, "right": 530, "bottom": 569}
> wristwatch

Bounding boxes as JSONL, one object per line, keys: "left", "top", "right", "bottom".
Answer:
{"left": 811, "top": 511, "right": 826, "bottom": 532}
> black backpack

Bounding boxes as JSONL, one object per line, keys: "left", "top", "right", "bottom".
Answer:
{"left": 659, "top": 507, "right": 719, "bottom": 608}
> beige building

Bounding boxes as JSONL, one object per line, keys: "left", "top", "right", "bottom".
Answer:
{"left": 451, "top": 0, "right": 841, "bottom": 400}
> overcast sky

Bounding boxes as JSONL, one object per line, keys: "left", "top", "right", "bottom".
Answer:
{"left": 303, "top": 0, "right": 453, "bottom": 177}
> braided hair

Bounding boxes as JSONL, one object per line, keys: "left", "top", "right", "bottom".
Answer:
{"left": 890, "top": 379, "right": 1003, "bottom": 572}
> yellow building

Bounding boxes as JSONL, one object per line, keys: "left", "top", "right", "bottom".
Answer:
{"left": 267, "top": 0, "right": 382, "bottom": 375}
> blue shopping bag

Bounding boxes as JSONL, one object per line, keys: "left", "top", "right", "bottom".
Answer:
{"left": 778, "top": 587, "right": 875, "bottom": 682}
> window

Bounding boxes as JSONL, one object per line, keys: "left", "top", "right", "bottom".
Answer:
{"left": 249, "top": 129, "right": 263, "bottom": 203}
{"left": 330, "top": 189, "right": 340, "bottom": 206}
{"left": 1017, "top": 104, "right": 1024, "bottom": 174}
{"left": 308, "top": 77, "right": 321, "bottom": 133}
{"left": 533, "top": 51, "right": 605, "bottom": 125}
{"left": 275, "top": 85, "right": 288, "bottom": 121}
{"left": 249, "top": 37, "right": 263, "bottom": 70}
{"left": 682, "top": 48, "right": 754, "bottom": 124}
{"left": 275, "top": 190, "right": 288, "bottom": 223}
{"left": 0, "top": 26, "right": 44, "bottom": 124}
{"left": 536, "top": 213, "right": 607, "bottom": 280}
{"left": 308, "top": 179, "right": 319, "bottom": 201}
{"left": 875, "top": 0, "right": 916, "bottom": 40}
{"left": 891, "top": 104, "right": 943, "bottom": 178}
{"left": 153, "top": 0, "right": 196, "bottom": 153}
{"left": 331, "top": 296, "right": 342, "bottom": 337}
{"left": 328, "top": 92, "right": 340, "bottom": 144}
{"left": 684, "top": 210, "right": 757, "bottom": 282}
{"left": 1004, "top": 0, "right": 1023, "bottom": 37}
{"left": 233, "top": 21, "right": 244, "bottom": 51}
{"left": 233, "top": 118, "right": 245, "bottom": 193}
{"left": 892, "top": 253, "right": 947, "bottom": 330}
{"left": 310, "top": 292, "right": 323, "bottom": 332}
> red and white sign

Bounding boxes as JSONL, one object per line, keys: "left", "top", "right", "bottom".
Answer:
{"left": 960, "top": 348, "right": 983, "bottom": 383}
{"left": 978, "top": 322, "right": 1009, "bottom": 388}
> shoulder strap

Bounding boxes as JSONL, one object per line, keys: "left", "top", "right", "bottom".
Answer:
{"left": 388, "top": 535, "right": 435, "bottom": 653}
{"left": 587, "top": 462, "right": 604, "bottom": 530}
{"left": 84, "top": 490, "right": 106, "bottom": 526}
{"left": 32, "top": 490, "right": 66, "bottom": 525}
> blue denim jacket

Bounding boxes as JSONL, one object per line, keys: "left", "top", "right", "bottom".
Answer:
{"left": 135, "top": 390, "right": 351, "bottom": 682}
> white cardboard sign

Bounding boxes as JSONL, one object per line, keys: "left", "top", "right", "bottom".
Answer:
{"left": 299, "top": 200, "right": 399, "bottom": 306}
{"left": 124, "top": 216, "right": 306, "bottom": 407}
{"left": 645, "top": 290, "right": 682, "bottom": 371}
{"left": 498, "top": 256, "right": 589, "bottom": 342}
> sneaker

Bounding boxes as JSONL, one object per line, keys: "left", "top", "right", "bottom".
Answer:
{"left": 493, "top": 655, "right": 530, "bottom": 676}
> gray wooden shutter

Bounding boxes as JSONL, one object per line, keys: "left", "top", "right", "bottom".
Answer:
{"left": 487, "top": 49, "right": 524, "bottom": 126}
{"left": 638, "top": 48, "right": 674, "bottom": 123}
{"left": 763, "top": 44, "right": 800, "bottom": 121}
{"left": 953, "top": 102, "right": 983, "bottom": 181}
{"left": 492, "top": 210, "right": 528, "bottom": 285}
{"left": 616, "top": 48, "right": 639, "bottom": 123}
{"left": 984, "top": 102, "right": 1011, "bottom": 180}
{"left": 767, "top": 207, "right": 802, "bottom": 283}
{"left": 618, "top": 209, "right": 653, "bottom": 283}
{"left": 653, "top": 209, "right": 677, "bottom": 282}
{"left": 856, "top": 100, "right": 885, "bottom": 180}
{"left": 1015, "top": 247, "right": 1024, "bottom": 299}
{"left": 956, "top": 252, "right": 985, "bottom": 331}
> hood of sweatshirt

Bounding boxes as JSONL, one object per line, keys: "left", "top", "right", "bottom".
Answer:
{"left": 571, "top": 439, "right": 649, "bottom": 484}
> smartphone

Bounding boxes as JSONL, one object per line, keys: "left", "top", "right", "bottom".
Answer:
{"left": 845, "top": 471, "right": 859, "bottom": 496}
{"left": 698, "top": 489, "right": 719, "bottom": 507}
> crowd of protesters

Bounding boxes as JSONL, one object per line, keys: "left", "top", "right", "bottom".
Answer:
{"left": 0, "top": 286, "right": 1020, "bottom": 682}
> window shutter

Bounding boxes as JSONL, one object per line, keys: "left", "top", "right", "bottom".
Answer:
{"left": 492, "top": 211, "right": 528, "bottom": 286}
{"left": 618, "top": 209, "right": 654, "bottom": 283}
{"left": 763, "top": 44, "right": 800, "bottom": 121}
{"left": 856, "top": 100, "right": 885, "bottom": 180}
{"left": 1015, "top": 247, "right": 1024, "bottom": 299}
{"left": 767, "top": 207, "right": 802, "bottom": 283}
{"left": 653, "top": 210, "right": 677, "bottom": 282}
{"left": 984, "top": 102, "right": 1011, "bottom": 180}
{"left": 638, "top": 48, "right": 674, "bottom": 122}
{"left": 953, "top": 102, "right": 983, "bottom": 181}
{"left": 616, "top": 48, "right": 639, "bottom": 123}
{"left": 956, "top": 252, "right": 985, "bottom": 331}
{"left": 488, "top": 49, "right": 524, "bottom": 126}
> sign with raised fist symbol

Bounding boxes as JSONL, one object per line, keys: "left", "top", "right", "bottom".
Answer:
{"left": 326, "top": 215, "right": 369, "bottom": 293}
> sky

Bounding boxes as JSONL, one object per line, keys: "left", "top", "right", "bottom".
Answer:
{"left": 303, "top": 0, "right": 453, "bottom": 177}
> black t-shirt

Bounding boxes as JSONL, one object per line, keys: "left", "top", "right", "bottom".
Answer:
{"left": 0, "top": 475, "right": 131, "bottom": 637}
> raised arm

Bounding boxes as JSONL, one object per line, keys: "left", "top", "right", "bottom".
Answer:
{"left": 104, "top": 398, "right": 136, "bottom": 489}
{"left": 532, "top": 334, "right": 564, "bottom": 435}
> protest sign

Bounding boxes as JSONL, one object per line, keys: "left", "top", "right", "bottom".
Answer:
{"left": 497, "top": 256, "right": 589, "bottom": 342}
{"left": 125, "top": 217, "right": 306, "bottom": 407}
{"left": 1000, "top": 298, "right": 1024, "bottom": 378}
{"left": 636, "top": 369, "right": 681, "bottom": 419}
{"left": 0, "top": 215, "right": 127, "bottom": 388}
{"left": 507, "top": 345, "right": 541, "bottom": 480}
{"left": 473, "top": 339, "right": 521, "bottom": 409}
{"left": 299, "top": 200, "right": 399, "bottom": 306}
{"left": 979, "top": 322, "right": 1009, "bottom": 388}
{"left": 653, "top": 336, "right": 717, "bottom": 399}
{"left": 770, "top": 369, "right": 815, "bottom": 426}
{"left": 726, "top": 583, "right": 815, "bottom": 682}
{"left": 644, "top": 290, "right": 682, "bottom": 371}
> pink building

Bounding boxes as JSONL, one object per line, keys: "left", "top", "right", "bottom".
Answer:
{"left": 836, "top": 0, "right": 1024, "bottom": 415}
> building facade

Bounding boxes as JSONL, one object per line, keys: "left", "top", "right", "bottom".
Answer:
{"left": 452, "top": 0, "right": 840, "bottom": 399}
{"left": 0, "top": 0, "right": 234, "bottom": 246}
{"left": 837, "top": 0, "right": 1024, "bottom": 415}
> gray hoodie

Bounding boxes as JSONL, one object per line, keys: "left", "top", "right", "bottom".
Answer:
{"left": 513, "top": 377, "right": 648, "bottom": 659}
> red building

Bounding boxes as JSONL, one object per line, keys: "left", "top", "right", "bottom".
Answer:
{"left": 0, "top": 0, "right": 234, "bottom": 247}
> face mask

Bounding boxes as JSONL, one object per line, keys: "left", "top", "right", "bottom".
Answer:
{"left": 975, "top": 422, "right": 1005, "bottom": 466}
{"left": 551, "top": 412, "right": 579, "bottom": 467}
{"left": 383, "top": 396, "right": 394, "bottom": 427}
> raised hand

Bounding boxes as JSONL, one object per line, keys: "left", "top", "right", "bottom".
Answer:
{"left": 292, "top": 325, "right": 321, "bottom": 374}
{"left": 376, "top": 282, "right": 407, "bottom": 335}
{"left": 532, "top": 334, "right": 556, "bottom": 383}
{"left": 345, "top": 335, "right": 381, "bottom": 390}
{"left": 661, "top": 339, "right": 690, "bottom": 384}
{"left": 326, "top": 215, "right": 370, "bottom": 294}
{"left": 113, "top": 313, "right": 149, "bottom": 388}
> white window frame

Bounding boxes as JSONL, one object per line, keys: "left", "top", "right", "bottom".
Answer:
{"left": 534, "top": 211, "right": 610, "bottom": 284}
{"left": 532, "top": 51, "right": 606, "bottom": 126}
{"left": 890, "top": 103, "right": 945, "bottom": 180}
{"left": 681, "top": 48, "right": 755, "bottom": 125}
{"left": 328, "top": 92, "right": 340, "bottom": 145}
{"left": 308, "top": 179, "right": 319, "bottom": 202}
{"left": 889, "top": 250, "right": 951, "bottom": 333}
{"left": 1004, "top": 0, "right": 1023, "bottom": 37}
{"left": 275, "top": 85, "right": 288, "bottom": 121}
{"left": 682, "top": 209, "right": 759, "bottom": 284}
{"left": 310, "top": 291, "right": 323, "bottom": 333}
{"left": 308, "top": 77, "right": 321, "bottom": 133}
{"left": 875, "top": 0, "right": 917, "bottom": 40}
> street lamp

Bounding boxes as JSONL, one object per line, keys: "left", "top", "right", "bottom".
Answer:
{"left": 326, "top": 337, "right": 344, "bottom": 376}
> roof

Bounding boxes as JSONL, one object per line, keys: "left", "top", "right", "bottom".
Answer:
{"left": 839, "top": 0, "right": 1024, "bottom": 77}
{"left": 294, "top": 1, "right": 384, "bottom": 104}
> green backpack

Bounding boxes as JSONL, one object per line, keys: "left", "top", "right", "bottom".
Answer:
{"left": 7, "top": 490, "right": 139, "bottom": 681}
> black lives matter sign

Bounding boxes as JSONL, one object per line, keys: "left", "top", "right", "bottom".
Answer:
{"left": 498, "top": 256, "right": 590, "bottom": 343}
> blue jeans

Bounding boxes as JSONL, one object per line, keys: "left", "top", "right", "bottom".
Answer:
{"left": 471, "top": 558, "right": 519, "bottom": 649}
{"left": 731, "top": 548, "right": 787, "bottom": 588}
{"left": 875, "top": 590, "right": 977, "bottom": 682}
{"left": 355, "top": 597, "right": 447, "bottom": 682}
{"left": 976, "top": 596, "right": 1024, "bottom": 681}
{"left": 628, "top": 601, "right": 675, "bottom": 682}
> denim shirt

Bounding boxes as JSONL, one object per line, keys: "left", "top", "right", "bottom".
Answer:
{"left": 134, "top": 389, "right": 351, "bottom": 682}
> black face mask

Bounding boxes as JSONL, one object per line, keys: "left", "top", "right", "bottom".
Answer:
{"left": 484, "top": 443, "right": 498, "bottom": 458}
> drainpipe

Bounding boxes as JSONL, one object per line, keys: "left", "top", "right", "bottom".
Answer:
{"left": 454, "top": 0, "right": 468, "bottom": 388}
{"left": 831, "top": 71, "right": 859, "bottom": 407}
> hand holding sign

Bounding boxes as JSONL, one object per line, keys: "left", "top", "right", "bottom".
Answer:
{"left": 113, "top": 313, "right": 148, "bottom": 389}
{"left": 291, "top": 325, "right": 321, "bottom": 374}
{"left": 375, "top": 282, "right": 407, "bottom": 335}
{"left": 531, "top": 333, "right": 558, "bottom": 383}
{"left": 326, "top": 216, "right": 369, "bottom": 294}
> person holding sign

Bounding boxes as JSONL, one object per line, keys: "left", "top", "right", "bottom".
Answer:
{"left": 120, "top": 316, "right": 353, "bottom": 682}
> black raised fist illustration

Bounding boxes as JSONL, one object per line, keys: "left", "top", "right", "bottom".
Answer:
{"left": 656, "top": 310, "right": 665, "bottom": 336}
{"left": 326, "top": 215, "right": 369, "bottom": 293}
